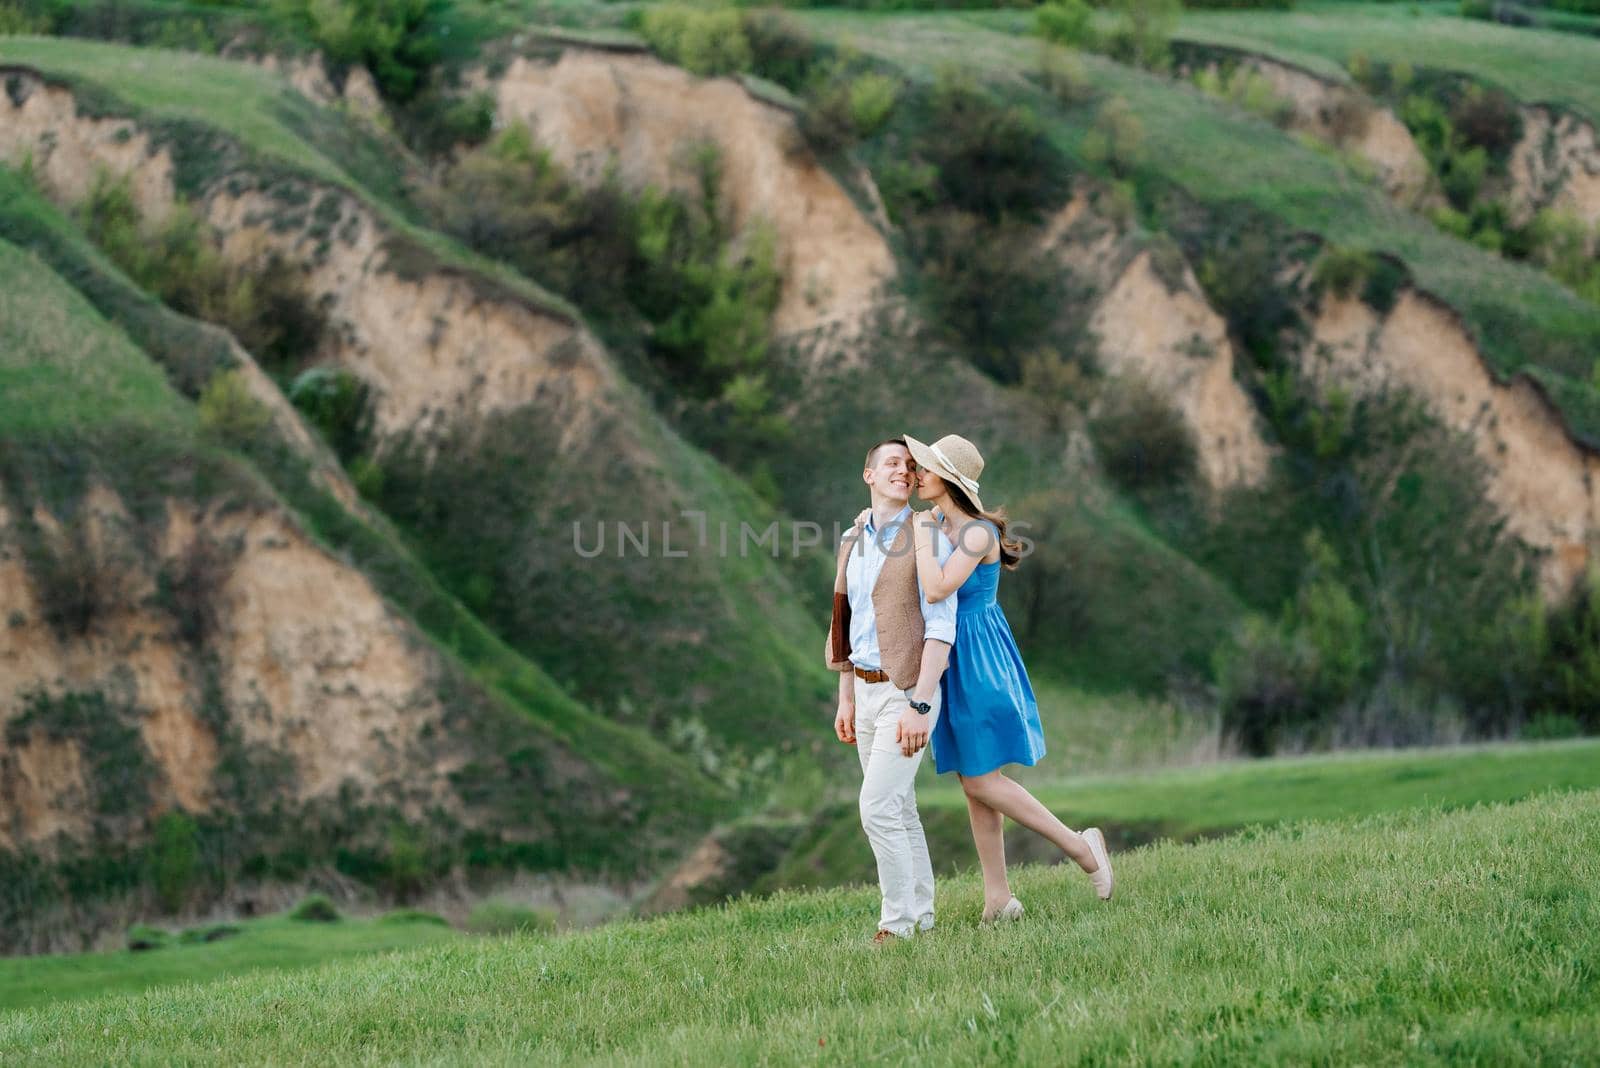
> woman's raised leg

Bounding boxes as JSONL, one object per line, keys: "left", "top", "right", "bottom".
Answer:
{"left": 960, "top": 771, "right": 1098, "bottom": 873}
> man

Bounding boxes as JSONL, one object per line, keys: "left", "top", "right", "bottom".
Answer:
{"left": 827, "top": 437, "right": 958, "bottom": 944}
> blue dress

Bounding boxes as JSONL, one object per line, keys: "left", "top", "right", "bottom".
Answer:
{"left": 932, "top": 546, "right": 1046, "bottom": 777}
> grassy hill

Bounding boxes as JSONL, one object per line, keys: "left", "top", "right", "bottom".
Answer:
{"left": 1175, "top": 1, "right": 1600, "bottom": 123}
{"left": 762, "top": 737, "right": 1600, "bottom": 893}
{"left": 3, "top": 788, "right": 1594, "bottom": 1063}
{"left": 0, "top": 179, "right": 731, "bottom": 948}
{"left": 804, "top": 9, "right": 1600, "bottom": 434}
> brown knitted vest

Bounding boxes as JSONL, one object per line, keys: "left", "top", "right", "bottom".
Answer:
{"left": 825, "top": 518, "right": 927, "bottom": 689}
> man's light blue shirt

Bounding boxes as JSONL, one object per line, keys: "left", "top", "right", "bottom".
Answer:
{"left": 847, "top": 505, "right": 958, "bottom": 671}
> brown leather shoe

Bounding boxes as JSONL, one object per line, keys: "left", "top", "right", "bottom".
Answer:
{"left": 871, "top": 929, "right": 901, "bottom": 946}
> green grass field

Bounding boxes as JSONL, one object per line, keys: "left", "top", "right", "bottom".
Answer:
{"left": 3, "top": 790, "right": 1594, "bottom": 1064}
{"left": 762, "top": 737, "right": 1600, "bottom": 893}
{"left": 1176, "top": 1, "right": 1600, "bottom": 124}
{"left": 0, "top": 913, "right": 463, "bottom": 1014}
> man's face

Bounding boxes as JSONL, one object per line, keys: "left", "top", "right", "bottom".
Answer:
{"left": 864, "top": 444, "right": 914, "bottom": 503}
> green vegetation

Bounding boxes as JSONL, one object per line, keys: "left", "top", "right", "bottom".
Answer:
{"left": 1175, "top": 2, "right": 1600, "bottom": 124}
{"left": 288, "top": 893, "right": 342, "bottom": 924}
{"left": 463, "top": 900, "right": 557, "bottom": 936}
{"left": 0, "top": 911, "right": 461, "bottom": 1013}
{"left": 765, "top": 737, "right": 1600, "bottom": 891}
{"left": 2, "top": 791, "right": 1595, "bottom": 1062}
{"left": 803, "top": 12, "right": 1600, "bottom": 434}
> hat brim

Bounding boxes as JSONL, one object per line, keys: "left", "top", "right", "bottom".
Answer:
{"left": 904, "top": 433, "right": 983, "bottom": 511}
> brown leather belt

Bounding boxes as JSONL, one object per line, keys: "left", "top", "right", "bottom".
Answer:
{"left": 852, "top": 665, "right": 890, "bottom": 684}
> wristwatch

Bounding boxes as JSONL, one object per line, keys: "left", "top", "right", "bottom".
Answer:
{"left": 908, "top": 699, "right": 932, "bottom": 715}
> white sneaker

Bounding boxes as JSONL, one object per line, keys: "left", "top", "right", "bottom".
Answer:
{"left": 981, "top": 897, "right": 1025, "bottom": 924}
{"left": 1083, "top": 827, "right": 1114, "bottom": 901}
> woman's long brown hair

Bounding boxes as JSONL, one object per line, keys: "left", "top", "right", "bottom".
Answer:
{"left": 943, "top": 481, "right": 1025, "bottom": 570}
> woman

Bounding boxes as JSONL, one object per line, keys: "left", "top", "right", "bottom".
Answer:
{"left": 901, "top": 433, "right": 1112, "bottom": 923}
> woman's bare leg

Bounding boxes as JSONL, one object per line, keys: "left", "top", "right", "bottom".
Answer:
{"left": 960, "top": 778, "right": 1012, "bottom": 912}
{"left": 961, "top": 771, "right": 1098, "bottom": 873}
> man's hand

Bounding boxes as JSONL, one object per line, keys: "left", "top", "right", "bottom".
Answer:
{"left": 834, "top": 700, "right": 857, "bottom": 745}
{"left": 895, "top": 706, "right": 929, "bottom": 757}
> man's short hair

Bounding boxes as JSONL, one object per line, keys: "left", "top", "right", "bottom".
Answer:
{"left": 864, "top": 437, "right": 908, "bottom": 470}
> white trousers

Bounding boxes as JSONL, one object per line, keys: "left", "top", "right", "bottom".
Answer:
{"left": 854, "top": 676, "right": 940, "bottom": 936}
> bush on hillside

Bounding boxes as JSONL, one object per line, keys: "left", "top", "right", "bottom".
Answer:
{"left": 1194, "top": 226, "right": 1300, "bottom": 367}
{"left": 637, "top": 3, "right": 752, "bottom": 77}
{"left": 848, "top": 72, "right": 900, "bottom": 137}
{"left": 1311, "top": 245, "right": 1379, "bottom": 300}
{"left": 422, "top": 124, "right": 635, "bottom": 303}
{"left": 1448, "top": 84, "right": 1521, "bottom": 160}
{"left": 1036, "top": 41, "right": 1094, "bottom": 105}
{"left": 397, "top": 88, "right": 495, "bottom": 158}
{"left": 1082, "top": 96, "right": 1146, "bottom": 176}
{"left": 913, "top": 212, "right": 1059, "bottom": 381}
{"left": 741, "top": 7, "right": 816, "bottom": 92}
{"left": 22, "top": 512, "right": 136, "bottom": 640}
{"left": 289, "top": 367, "right": 373, "bottom": 463}
{"left": 289, "top": 893, "right": 341, "bottom": 923}
{"left": 924, "top": 68, "right": 1068, "bottom": 220}
{"left": 1036, "top": 0, "right": 1097, "bottom": 50}
{"left": 79, "top": 174, "right": 327, "bottom": 374}
{"left": 275, "top": 0, "right": 444, "bottom": 102}
{"left": 1089, "top": 375, "right": 1197, "bottom": 492}
{"left": 126, "top": 924, "right": 171, "bottom": 952}
{"left": 198, "top": 369, "right": 272, "bottom": 447}
{"left": 1101, "top": 0, "right": 1180, "bottom": 73}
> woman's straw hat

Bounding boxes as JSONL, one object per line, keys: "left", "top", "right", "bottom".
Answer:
{"left": 904, "top": 433, "right": 985, "bottom": 510}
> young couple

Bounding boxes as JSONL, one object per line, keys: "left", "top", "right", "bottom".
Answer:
{"left": 827, "top": 434, "right": 1113, "bottom": 944}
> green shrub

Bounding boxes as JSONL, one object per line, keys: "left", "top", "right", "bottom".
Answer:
{"left": 924, "top": 68, "right": 1068, "bottom": 220}
{"left": 1441, "top": 144, "right": 1488, "bottom": 210}
{"left": 350, "top": 455, "right": 386, "bottom": 500}
{"left": 1459, "top": 0, "right": 1493, "bottom": 20}
{"left": 875, "top": 159, "right": 942, "bottom": 227}
{"left": 465, "top": 899, "right": 556, "bottom": 936}
{"left": 151, "top": 810, "right": 200, "bottom": 913}
{"left": 914, "top": 212, "right": 1059, "bottom": 381}
{"left": 126, "top": 924, "right": 171, "bottom": 952}
{"left": 1312, "top": 245, "right": 1378, "bottom": 300}
{"left": 1448, "top": 84, "right": 1520, "bottom": 159}
{"left": 289, "top": 367, "right": 372, "bottom": 463}
{"left": 1083, "top": 96, "right": 1146, "bottom": 177}
{"left": 740, "top": 6, "right": 816, "bottom": 92}
{"left": 198, "top": 369, "right": 272, "bottom": 446}
{"left": 1036, "top": 0, "right": 1097, "bottom": 50}
{"left": 288, "top": 892, "right": 341, "bottom": 923}
{"left": 0, "top": 0, "right": 49, "bottom": 34}
{"left": 79, "top": 174, "right": 325, "bottom": 373}
{"left": 1036, "top": 41, "right": 1093, "bottom": 106}
{"left": 848, "top": 72, "right": 899, "bottom": 137}
{"left": 638, "top": 4, "right": 752, "bottom": 77}
{"left": 276, "top": 0, "right": 444, "bottom": 102}
{"left": 398, "top": 88, "right": 495, "bottom": 159}
{"left": 1102, "top": 0, "right": 1179, "bottom": 73}
{"left": 1090, "top": 375, "right": 1197, "bottom": 492}
{"left": 1399, "top": 94, "right": 1452, "bottom": 165}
